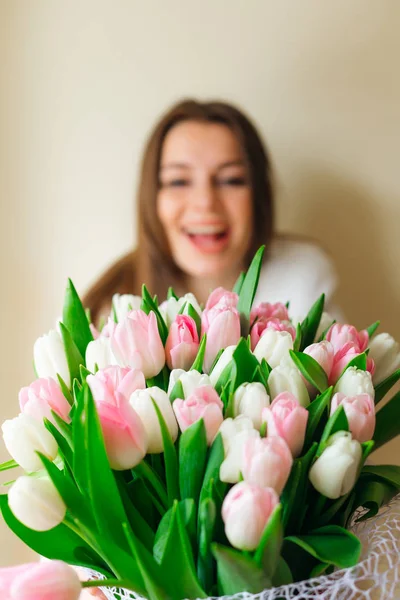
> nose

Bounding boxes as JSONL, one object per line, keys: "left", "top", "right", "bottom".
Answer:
{"left": 191, "top": 178, "right": 219, "bottom": 211}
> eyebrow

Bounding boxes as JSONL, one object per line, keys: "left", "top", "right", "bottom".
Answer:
{"left": 160, "top": 160, "right": 245, "bottom": 170}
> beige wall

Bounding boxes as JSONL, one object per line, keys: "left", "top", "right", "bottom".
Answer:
{"left": 1, "top": 0, "right": 399, "bottom": 565}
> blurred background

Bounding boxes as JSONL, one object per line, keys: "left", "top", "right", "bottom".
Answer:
{"left": 0, "top": 0, "right": 399, "bottom": 565}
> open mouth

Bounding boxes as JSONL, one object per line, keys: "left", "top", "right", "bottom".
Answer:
{"left": 182, "top": 225, "right": 230, "bottom": 252}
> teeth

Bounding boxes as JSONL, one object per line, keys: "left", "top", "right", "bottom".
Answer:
{"left": 184, "top": 225, "right": 227, "bottom": 235}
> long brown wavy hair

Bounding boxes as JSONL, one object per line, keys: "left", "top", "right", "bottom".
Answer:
{"left": 83, "top": 99, "right": 275, "bottom": 323}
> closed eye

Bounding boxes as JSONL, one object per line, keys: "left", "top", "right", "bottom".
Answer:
{"left": 217, "top": 176, "right": 247, "bottom": 186}
{"left": 160, "top": 178, "right": 190, "bottom": 188}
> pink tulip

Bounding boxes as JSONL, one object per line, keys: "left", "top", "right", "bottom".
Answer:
{"left": 202, "top": 306, "right": 241, "bottom": 372}
{"left": 250, "top": 318, "right": 296, "bottom": 351}
{"left": 0, "top": 560, "right": 82, "bottom": 599}
{"left": 304, "top": 341, "right": 334, "bottom": 379}
{"left": 329, "top": 342, "right": 361, "bottom": 384}
{"left": 165, "top": 315, "right": 199, "bottom": 370}
{"left": 331, "top": 392, "right": 375, "bottom": 442}
{"left": 205, "top": 287, "right": 238, "bottom": 310}
{"left": 250, "top": 302, "right": 289, "bottom": 324}
{"left": 242, "top": 435, "right": 293, "bottom": 494}
{"left": 261, "top": 392, "right": 308, "bottom": 457}
{"left": 173, "top": 385, "right": 224, "bottom": 445}
{"left": 110, "top": 310, "right": 165, "bottom": 378}
{"left": 221, "top": 482, "right": 279, "bottom": 550}
{"left": 87, "top": 365, "right": 145, "bottom": 404}
{"left": 18, "top": 378, "right": 71, "bottom": 425}
{"left": 326, "top": 324, "right": 369, "bottom": 354}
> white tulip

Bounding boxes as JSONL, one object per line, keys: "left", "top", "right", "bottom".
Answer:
{"left": 130, "top": 386, "right": 178, "bottom": 453}
{"left": 168, "top": 369, "right": 211, "bottom": 398}
{"left": 2, "top": 414, "right": 58, "bottom": 472}
{"left": 112, "top": 293, "right": 142, "bottom": 322}
{"left": 368, "top": 333, "right": 400, "bottom": 385}
{"left": 209, "top": 345, "right": 236, "bottom": 386}
{"left": 85, "top": 336, "right": 119, "bottom": 373}
{"left": 159, "top": 294, "right": 202, "bottom": 328}
{"left": 309, "top": 431, "right": 362, "bottom": 499}
{"left": 315, "top": 312, "right": 336, "bottom": 342}
{"left": 233, "top": 382, "right": 270, "bottom": 429}
{"left": 334, "top": 367, "right": 374, "bottom": 399}
{"left": 8, "top": 476, "right": 66, "bottom": 531}
{"left": 34, "top": 329, "right": 70, "bottom": 388}
{"left": 218, "top": 416, "right": 259, "bottom": 483}
{"left": 268, "top": 363, "right": 310, "bottom": 407}
{"left": 253, "top": 330, "right": 293, "bottom": 369}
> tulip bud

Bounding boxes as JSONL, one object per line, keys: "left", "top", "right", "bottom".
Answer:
{"left": 233, "top": 382, "right": 270, "bottom": 429}
{"left": 253, "top": 329, "right": 294, "bottom": 369}
{"left": 19, "top": 377, "right": 71, "bottom": 425}
{"left": 159, "top": 293, "right": 202, "bottom": 328}
{"left": 2, "top": 414, "right": 58, "bottom": 472}
{"left": 173, "top": 386, "right": 223, "bottom": 445}
{"left": 111, "top": 310, "right": 165, "bottom": 378}
{"left": 326, "top": 323, "right": 369, "bottom": 354}
{"left": 112, "top": 293, "right": 142, "bottom": 322}
{"left": 87, "top": 365, "right": 145, "bottom": 404}
{"left": 205, "top": 287, "right": 238, "bottom": 310}
{"left": 262, "top": 392, "right": 308, "bottom": 457}
{"left": 165, "top": 315, "right": 199, "bottom": 370}
{"left": 303, "top": 341, "right": 334, "bottom": 380}
{"left": 209, "top": 345, "right": 236, "bottom": 387}
{"left": 309, "top": 431, "right": 362, "bottom": 499}
{"left": 202, "top": 305, "right": 241, "bottom": 373}
{"left": 330, "top": 393, "right": 375, "bottom": 442}
{"left": 8, "top": 476, "right": 66, "bottom": 531}
{"left": 221, "top": 482, "right": 279, "bottom": 551}
{"left": 219, "top": 416, "right": 259, "bottom": 483}
{"left": 0, "top": 560, "right": 82, "bottom": 600}
{"left": 268, "top": 363, "right": 310, "bottom": 407}
{"left": 242, "top": 435, "right": 293, "bottom": 494}
{"left": 34, "top": 329, "right": 70, "bottom": 388}
{"left": 130, "top": 386, "right": 178, "bottom": 453}
{"left": 85, "top": 336, "right": 119, "bottom": 373}
{"left": 329, "top": 342, "right": 361, "bottom": 384}
{"left": 368, "top": 332, "right": 400, "bottom": 385}
{"left": 168, "top": 369, "right": 212, "bottom": 398}
{"left": 250, "top": 302, "right": 289, "bottom": 324}
{"left": 250, "top": 318, "right": 296, "bottom": 351}
{"left": 334, "top": 366, "right": 375, "bottom": 399}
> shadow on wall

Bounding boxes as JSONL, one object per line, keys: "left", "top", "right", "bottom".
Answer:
{"left": 289, "top": 168, "right": 400, "bottom": 340}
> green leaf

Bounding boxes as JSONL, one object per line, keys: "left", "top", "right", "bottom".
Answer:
{"left": 191, "top": 335, "right": 207, "bottom": 372}
{"left": 187, "top": 303, "right": 202, "bottom": 337}
{"left": 197, "top": 495, "right": 217, "bottom": 592}
{"left": 57, "top": 374, "right": 74, "bottom": 405}
{"left": 318, "top": 319, "right": 336, "bottom": 342}
{"left": 233, "top": 271, "right": 245, "bottom": 295}
{"left": 160, "top": 501, "right": 207, "bottom": 599}
{"left": 141, "top": 285, "right": 169, "bottom": 344}
{"left": 179, "top": 419, "right": 208, "bottom": 504}
{"left": 374, "top": 369, "right": 400, "bottom": 404}
{"left": 167, "top": 287, "right": 178, "bottom": 300}
{"left": 293, "top": 323, "right": 302, "bottom": 352}
{"left": 373, "top": 391, "right": 400, "bottom": 450}
{"left": 254, "top": 504, "right": 283, "bottom": 578}
{"left": 338, "top": 352, "right": 367, "bottom": 379}
{"left": 366, "top": 320, "right": 380, "bottom": 338}
{"left": 169, "top": 379, "right": 184, "bottom": 402}
{"left": 285, "top": 525, "right": 361, "bottom": 569}
{"left": 115, "top": 474, "right": 155, "bottom": 552}
{"left": 300, "top": 294, "right": 325, "bottom": 350}
{"left": 304, "top": 387, "right": 333, "bottom": 450}
{"left": 212, "top": 543, "right": 271, "bottom": 595}
{"left": 44, "top": 418, "right": 73, "bottom": 472}
{"left": 317, "top": 404, "right": 349, "bottom": 457}
{"left": 208, "top": 349, "right": 224, "bottom": 375}
{"left": 281, "top": 442, "right": 317, "bottom": 532}
{"left": 272, "top": 557, "right": 293, "bottom": 586}
{"left": 289, "top": 350, "right": 328, "bottom": 393}
{"left": 0, "top": 459, "right": 18, "bottom": 472}
{"left": 214, "top": 360, "right": 236, "bottom": 397}
{"left": 237, "top": 246, "right": 266, "bottom": 333}
{"left": 153, "top": 499, "right": 196, "bottom": 564}
{"left": 151, "top": 398, "right": 179, "bottom": 505}
{"left": 360, "top": 464, "right": 400, "bottom": 489}
{"left": 63, "top": 279, "right": 93, "bottom": 359}
{"left": 59, "top": 322, "right": 84, "bottom": 385}
{"left": 133, "top": 459, "right": 168, "bottom": 513}
{"left": 354, "top": 479, "right": 397, "bottom": 522}
{"left": 260, "top": 359, "right": 271, "bottom": 382}
{"left": 232, "top": 338, "right": 261, "bottom": 390}
{"left": 199, "top": 433, "right": 226, "bottom": 508}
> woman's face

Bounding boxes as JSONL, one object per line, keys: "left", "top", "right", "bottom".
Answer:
{"left": 157, "top": 120, "right": 253, "bottom": 280}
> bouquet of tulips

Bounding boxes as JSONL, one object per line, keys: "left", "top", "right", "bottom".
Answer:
{"left": 1, "top": 246, "right": 400, "bottom": 600}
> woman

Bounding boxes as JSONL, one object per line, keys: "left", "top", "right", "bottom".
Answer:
{"left": 84, "top": 99, "right": 339, "bottom": 323}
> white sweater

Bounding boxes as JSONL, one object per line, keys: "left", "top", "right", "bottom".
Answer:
{"left": 254, "top": 238, "right": 341, "bottom": 322}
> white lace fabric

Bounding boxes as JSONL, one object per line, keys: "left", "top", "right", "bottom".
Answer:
{"left": 83, "top": 494, "right": 400, "bottom": 600}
